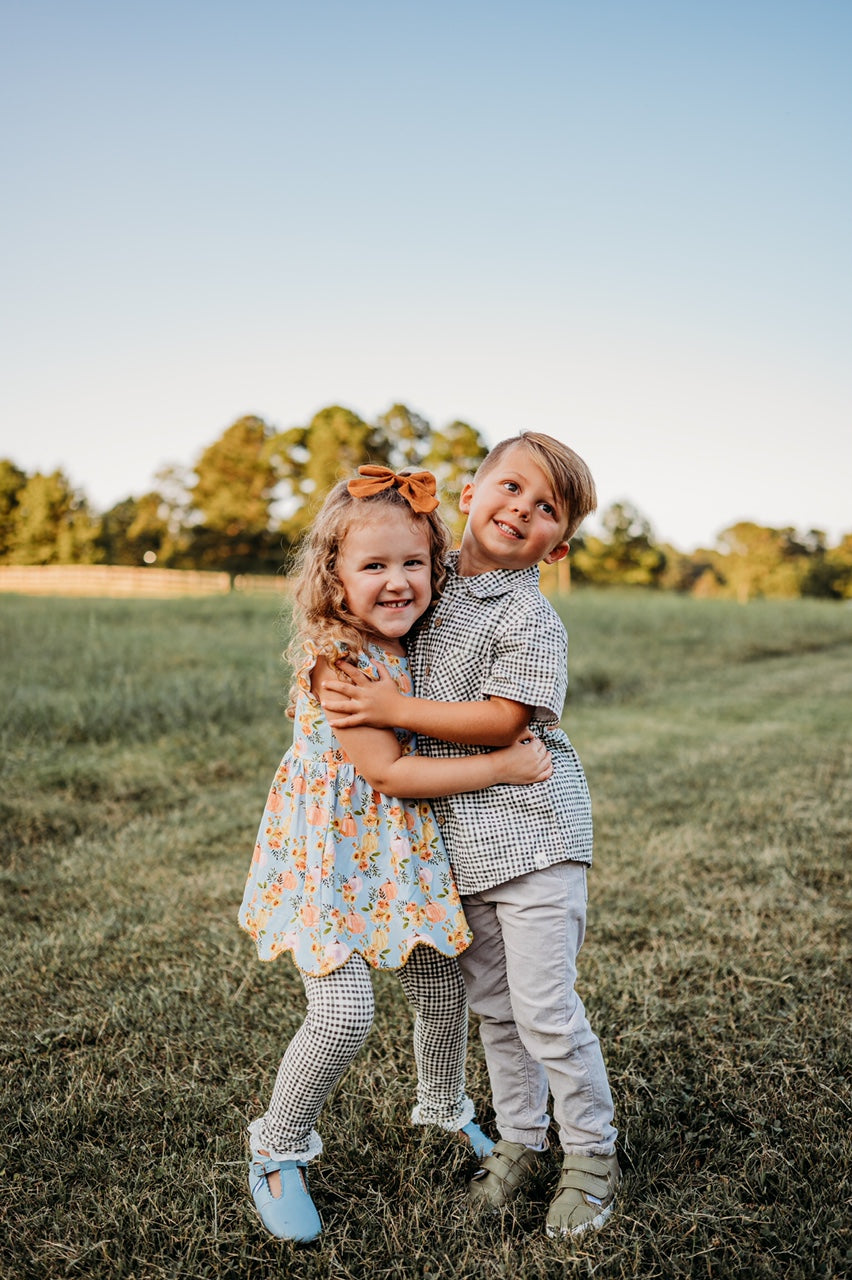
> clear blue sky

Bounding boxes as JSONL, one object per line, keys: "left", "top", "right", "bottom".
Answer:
{"left": 2, "top": 0, "right": 850, "bottom": 550}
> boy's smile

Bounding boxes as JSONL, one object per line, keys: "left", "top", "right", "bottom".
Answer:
{"left": 457, "top": 445, "right": 571, "bottom": 576}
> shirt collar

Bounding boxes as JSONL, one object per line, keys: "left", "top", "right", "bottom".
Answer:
{"left": 444, "top": 549, "right": 541, "bottom": 598}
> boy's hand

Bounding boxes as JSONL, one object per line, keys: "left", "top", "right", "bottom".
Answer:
{"left": 492, "top": 732, "right": 553, "bottom": 785}
{"left": 320, "top": 662, "right": 402, "bottom": 729}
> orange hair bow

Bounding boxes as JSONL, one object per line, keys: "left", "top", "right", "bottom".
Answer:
{"left": 347, "top": 466, "right": 439, "bottom": 513}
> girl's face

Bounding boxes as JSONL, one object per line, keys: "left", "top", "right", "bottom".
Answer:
{"left": 336, "top": 507, "right": 433, "bottom": 653}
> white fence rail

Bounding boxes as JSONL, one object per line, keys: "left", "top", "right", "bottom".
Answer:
{"left": 0, "top": 565, "right": 289, "bottom": 598}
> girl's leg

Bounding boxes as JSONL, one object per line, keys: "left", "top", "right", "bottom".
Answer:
{"left": 255, "top": 952, "right": 376, "bottom": 1161}
{"left": 395, "top": 946, "right": 475, "bottom": 1131}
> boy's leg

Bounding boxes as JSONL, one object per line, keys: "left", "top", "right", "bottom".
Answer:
{"left": 461, "top": 864, "right": 616, "bottom": 1156}
{"left": 395, "top": 945, "right": 476, "bottom": 1131}
{"left": 255, "top": 952, "right": 375, "bottom": 1160}
{"left": 458, "top": 895, "right": 551, "bottom": 1146}
{"left": 494, "top": 862, "right": 616, "bottom": 1155}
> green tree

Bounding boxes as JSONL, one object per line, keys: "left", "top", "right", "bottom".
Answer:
{"left": 713, "top": 522, "right": 808, "bottom": 601}
{"left": 820, "top": 533, "right": 852, "bottom": 599}
{"left": 376, "top": 403, "right": 433, "bottom": 471}
{"left": 188, "top": 417, "right": 284, "bottom": 575}
{"left": 421, "top": 419, "right": 489, "bottom": 542}
{"left": 96, "top": 491, "right": 183, "bottom": 567}
{"left": 8, "top": 470, "right": 101, "bottom": 565}
{"left": 570, "top": 501, "right": 666, "bottom": 586}
{"left": 0, "top": 459, "right": 27, "bottom": 561}
{"left": 274, "top": 405, "right": 389, "bottom": 544}
{"left": 97, "top": 497, "right": 147, "bottom": 565}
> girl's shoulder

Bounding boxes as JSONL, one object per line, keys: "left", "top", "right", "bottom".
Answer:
{"left": 297, "top": 640, "right": 411, "bottom": 695}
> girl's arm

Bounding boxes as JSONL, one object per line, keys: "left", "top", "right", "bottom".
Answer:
{"left": 311, "top": 659, "right": 550, "bottom": 796}
{"left": 319, "top": 661, "right": 528, "bottom": 747}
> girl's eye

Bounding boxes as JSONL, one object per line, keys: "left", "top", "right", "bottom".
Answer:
{"left": 404, "top": 559, "right": 426, "bottom": 568}
{"left": 364, "top": 562, "right": 384, "bottom": 571}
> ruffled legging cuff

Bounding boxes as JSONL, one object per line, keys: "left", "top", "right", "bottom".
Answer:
{"left": 248, "top": 1116, "right": 324, "bottom": 1166}
{"left": 410, "top": 1092, "right": 475, "bottom": 1132}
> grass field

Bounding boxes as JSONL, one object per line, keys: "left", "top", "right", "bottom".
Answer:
{"left": 2, "top": 591, "right": 850, "bottom": 1279}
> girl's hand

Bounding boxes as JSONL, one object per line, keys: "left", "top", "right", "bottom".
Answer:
{"left": 320, "top": 662, "right": 402, "bottom": 729}
{"left": 491, "top": 732, "right": 552, "bottom": 785}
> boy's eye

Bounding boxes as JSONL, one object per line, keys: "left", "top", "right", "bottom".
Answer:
{"left": 538, "top": 502, "right": 556, "bottom": 517}
{"left": 502, "top": 480, "right": 519, "bottom": 493}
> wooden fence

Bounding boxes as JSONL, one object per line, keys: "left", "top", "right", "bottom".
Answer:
{"left": 0, "top": 565, "right": 289, "bottom": 599}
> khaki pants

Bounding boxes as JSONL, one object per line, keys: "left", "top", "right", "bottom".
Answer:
{"left": 459, "top": 861, "right": 617, "bottom": 1156}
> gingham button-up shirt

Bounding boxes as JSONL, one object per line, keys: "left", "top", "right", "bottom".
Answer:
{"left": 409, "top": 553, "right": 593, "bottom": 895}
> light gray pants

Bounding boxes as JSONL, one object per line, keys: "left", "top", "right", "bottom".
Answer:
{"left": 253, "top": 946, "right": 475, "bottom": 1163}
{"left": 458, "top": 861, "right": 617, "bottom": 1156}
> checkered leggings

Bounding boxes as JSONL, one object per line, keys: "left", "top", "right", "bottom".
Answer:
{"left": 254, "top": 945, "right": 475, "bottom": 1163}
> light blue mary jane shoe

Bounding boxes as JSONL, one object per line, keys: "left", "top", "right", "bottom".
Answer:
{"left": 460, "top": 1119, "right": 495, "bottom": 1159}
{"left": 249, "top": 1144, "right": 322, "bottom": 1243}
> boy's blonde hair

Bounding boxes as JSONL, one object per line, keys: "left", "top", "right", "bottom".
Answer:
{"left": 285, "top": 477, "right": 452, "bottom": 715}
{"left": 476, "top": 431, "right": 597, "bottom": 540}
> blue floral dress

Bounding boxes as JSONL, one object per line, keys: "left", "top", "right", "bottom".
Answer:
{"left": 239, "top": 642, "right": 472, "bottom": 976}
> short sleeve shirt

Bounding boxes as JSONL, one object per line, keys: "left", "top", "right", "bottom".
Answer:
{"left": 409, "top": 553, "right": 593, "bottom": 895}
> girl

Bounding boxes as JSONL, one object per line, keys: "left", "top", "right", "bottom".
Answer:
{"left": 238, "top": 466, "right": 551, "bottom": 1243}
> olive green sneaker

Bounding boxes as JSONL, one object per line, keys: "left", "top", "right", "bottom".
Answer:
{"left": 545, "top": 1151, "right": 620, "bottom": 1237}
{"left": 468, "top": 1139, "right": 543, "bottom": 1210}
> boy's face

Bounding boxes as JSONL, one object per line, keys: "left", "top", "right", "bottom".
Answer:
{"left": 457, "top": 445, "right": 571, "bottom": 575}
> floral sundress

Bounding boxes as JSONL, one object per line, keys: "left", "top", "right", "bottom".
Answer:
{"left": 238, "top": 642, "right": 472, "bottom": 976}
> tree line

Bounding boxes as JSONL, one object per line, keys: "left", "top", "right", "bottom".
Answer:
{"left": 2, "top": 404, "right": 850, "bottom": 600}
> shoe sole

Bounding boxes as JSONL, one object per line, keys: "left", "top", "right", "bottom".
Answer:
{"left": 545, "top": 1198, "right": 615, "bottom": 1238}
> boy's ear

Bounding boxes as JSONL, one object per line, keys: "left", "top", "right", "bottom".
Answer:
{"left": 543, "top": 541, "right": 570, "bottom": 565}
{"left": 459, "top": 481, "right": 475, "bottom": 513}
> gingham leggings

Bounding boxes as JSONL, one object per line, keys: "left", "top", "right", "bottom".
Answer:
{"left": 254, "top": 945, "right": 475, "bottom": 1163}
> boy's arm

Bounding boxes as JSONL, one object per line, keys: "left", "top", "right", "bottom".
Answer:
{"left": 319, "top": 661, "right": 529, "bottom": 747}
{"left": 311, "top": 659, "right": 550, "bottom": 793}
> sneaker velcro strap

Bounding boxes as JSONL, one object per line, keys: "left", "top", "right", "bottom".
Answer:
{"left": 473, "top": 1140, "right": 539, "bottom": 1189}
{"left": 556, "top": 1157, "right": 613, "bottom": 1197}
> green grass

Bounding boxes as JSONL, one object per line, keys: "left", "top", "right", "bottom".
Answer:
{"left": 2, "top": 591, "right": 850, "bottom": 1279}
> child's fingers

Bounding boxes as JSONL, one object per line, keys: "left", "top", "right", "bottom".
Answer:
{"left": 334, "top": 661, "right": 366, "bottom": 680}
{"left": 320, "top": 690, "right": 362, "bottom": 713}
{"left": 322, "top": 678, "right": 359, "bottom": 696}
{"left": 334, "top": 662, "right": 387, "bottom": 686}
{"left": 325, "top": 711, "right": 362, "bottom": 728}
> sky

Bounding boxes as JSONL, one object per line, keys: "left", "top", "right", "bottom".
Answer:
{"left": 1, "top": 0, "right": 850, "bottom": 551}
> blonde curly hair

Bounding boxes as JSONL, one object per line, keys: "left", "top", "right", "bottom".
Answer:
{"left": 285, "top": 476, "right": 452, "bottom": 716}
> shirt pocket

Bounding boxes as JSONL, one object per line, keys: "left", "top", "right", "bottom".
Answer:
{"left": 422, "top": 643, "right": 488, "bottom": 700}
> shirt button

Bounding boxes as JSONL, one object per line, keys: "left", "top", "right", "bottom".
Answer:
{"left": 434, "top": 618, "right": 443, "bottom": 627}
{"left": 425, "top": 666, "right": 431, "bottom": 677}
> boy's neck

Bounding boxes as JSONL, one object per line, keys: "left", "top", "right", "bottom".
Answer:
{"left": 456, "top": 537, "right": 537, "bottom": 577}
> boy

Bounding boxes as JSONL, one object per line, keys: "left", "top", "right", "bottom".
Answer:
{"left": 321, "top": 432, "right": 619, "bottom": 1237}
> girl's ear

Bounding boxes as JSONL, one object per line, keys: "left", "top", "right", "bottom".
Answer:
{"left": 543, "top": 541, "right": 569, "bottom": 565}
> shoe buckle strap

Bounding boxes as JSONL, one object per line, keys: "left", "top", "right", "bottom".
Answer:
{"left": 556, "top": 1168, "right": 612, "bottom": 1197}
